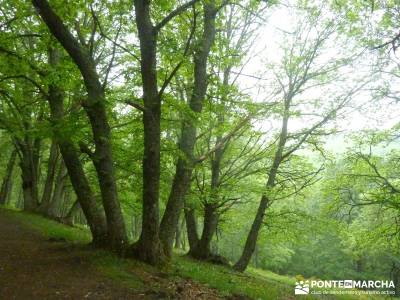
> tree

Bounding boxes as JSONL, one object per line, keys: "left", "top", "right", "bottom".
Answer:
{"left": 46, "top": 46, "right": 109, "bottom": 246}
{"left": 129, "top": 0, "right": 201, "bottom": 265}
{"left": 38, "top": 140, "right": 59, "bottom": 214}
{"left": 234, "top": 5, "right": 361, "bottom": 271}
{"left": 159, "top": 0, "right": 220, "bottom": 258}
{"left": 31, "top": 0, "right": 127, "bottom": 251}
{"left": 0, "top": 148, "right": 17, "bottom": 205}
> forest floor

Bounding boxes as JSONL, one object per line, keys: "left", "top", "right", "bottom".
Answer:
{"left": 0, "top": 208, "right": 222, "bottom": 299}
{"left": 0, "top": 208, "right": 385, "bottom": 300}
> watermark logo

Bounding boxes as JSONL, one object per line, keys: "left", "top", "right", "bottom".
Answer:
{"left": 294, "top": 278, "right": 396, "bottom": 296}
{"left": 295, "top": 281, "right": 309, "bottom": 295}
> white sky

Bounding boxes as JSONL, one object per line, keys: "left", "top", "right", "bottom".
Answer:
{"left": 231, "top": 2, "right": 400, "bottom": 153}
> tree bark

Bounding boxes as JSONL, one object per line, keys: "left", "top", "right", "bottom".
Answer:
{"left": 129, "top": 0, "right": 164, "bottom": 265}
{"left": 0, "top": 149, "right": 17, "bottom": 205}
{"left": 17, "top": 136, "right": 40, "bottom": 212}
{"left": 160, "top": 1, "right": 218, "bottom": 257}
{"left": 38, "top": 141, "right": 59, "bottom": 214}
{"left": 185, "top": 208, "right": 200, "bottom": 253}
{"left": 175, "top": 213, "right": 185, "bottom": 249}
{"left": 47, "top": 160, "right": 67, "bottom": 218}
{"left": 32, "top": 0, "right": 127, "bottom": 252}
{"left": 190, "top": 203, "right": 218, "bottom": 259}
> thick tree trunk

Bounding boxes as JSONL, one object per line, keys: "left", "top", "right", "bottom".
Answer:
{"left": 160, "top": 2, "right": 217, "bottom": 257}
{"left": 32, "top": 0, "right": 127, "bottom": 252}
{"left": 38, "top": 141, "right": 59, "bottom": 214}
{"left": 129, "top": 0, "right": 164, "bottom": 265}
{"left": 160, "top": 159, "right": 192, "bottom": 256}
{"left": 86, "top": 101, "right": 127, "bottom": 252}
{"left": 190, "top": 204, "right": 218, "bottom": 259}
{"left": 0, "top": 149, "right": 17, "bottom": 205}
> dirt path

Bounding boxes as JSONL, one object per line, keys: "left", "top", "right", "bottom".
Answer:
{"left": 0, "top": 212, "right": 147, "bottom": 299}
{"left": 0, "top": 211, "right": 222, "bottom": 299}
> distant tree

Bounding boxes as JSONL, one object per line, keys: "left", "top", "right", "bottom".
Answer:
{"left": 234, "top": 5, "right": 362, "bottom": 271}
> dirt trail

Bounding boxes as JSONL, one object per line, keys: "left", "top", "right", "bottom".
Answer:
{"left": 0, "top": 211, "right": 222, "bottom": 299}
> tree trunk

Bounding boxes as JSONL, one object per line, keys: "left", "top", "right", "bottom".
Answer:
{"left": 190, "top": 204, "right": 218, "bottom": 259}
{"left": 86, "top": 101, "right": 127, "bottom": 252}
{"left": 160, "top": 2, "right": 218, "bottom": 257}
{"left": 16, "top": 186, "right": 23, "bottom": 209}
{"left": 175, "top": 213, "right": 185, "bottom": 249}
{"left": 190, "top": 112, "right": 224, "bottom": 260}
{"left": 47, "top": 160, "right": 67, "bottom": 218}
{"left": 51, "top": 104, "right": 108, "bottom": 248}
{"left": 44, "top": 46, "right": 108, "bottom": 247}
{"left": 234, "top": 100, "right": 290, "bottom": 272}
{"left": 38, "top": 141, "right": 59, "bottom": 214}
{"left": 0, "top": 149, "right": 17, "bottom": 205}
{"left": 129, "top": 0, "right": 164, "bottom": 265}
{"left": 32, "top": 0, "right": 127, "bottom": 252}
{"left": 233, "top": 195, "right": 269, "bottom": 272}
{"left": 18, "top": 138, "right": 40, "bottom": 212}
{"left": 61, "top": 199, "right": 80, "bottom": 226}
{"left": 185, "top": 208, "right": 200, "bottom": 253}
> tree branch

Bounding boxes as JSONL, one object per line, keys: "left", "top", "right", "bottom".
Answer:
{"left": 158, "top": 7, "right": 197, "bottom": 97}
{"left": 125, "top": 99, "right": 145, "bottom": 112}
{"left": 154, "top": 0, "right": 199, "bottom": 32}
{"left": 195, "top": 115, "right": 251, "bottom": 163}
{"left": 0, "top": 75, "right": 48, "bottom": 98}
{"left": 31, "top": 0, "right": 102, "bottom": 92}
{"left": 79, "top": 141, "right": 95, "bottom": 158}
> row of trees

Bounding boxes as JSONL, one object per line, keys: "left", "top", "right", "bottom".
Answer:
{"left": 0, "top": 0, "right": 275, "bottom": 269}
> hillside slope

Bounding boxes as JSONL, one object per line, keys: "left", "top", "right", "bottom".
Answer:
{"left": 0, "top": 208, "right": 381, "bottom": 299}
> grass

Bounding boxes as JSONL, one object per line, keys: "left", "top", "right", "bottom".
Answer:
{"left": 0, "top": 207, "right": 390, "bottom": 300}
{"left": 1, "top": 207, "right": 91, "bottom": 243}
{"left": 171, "top": 255, "right": 296, "bottom": 299}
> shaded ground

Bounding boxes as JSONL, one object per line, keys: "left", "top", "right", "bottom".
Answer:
{"left": 0, "top": 210, "right": 222, "bottom": 299}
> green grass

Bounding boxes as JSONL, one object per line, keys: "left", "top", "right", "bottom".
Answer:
{"left": 89, "top": 250, "right": 147, "bottom": 290}
{"left": 248, "top": 267, "right": 296, "bottom": 286}
{"left": 171, "top": 255, "right": 297, "bottom": 299}
{"left": 1, "top": 207, "right": 91, "bottom": 243}
{"left": 0, "top": 208, "right": 389, "bottom": 300}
